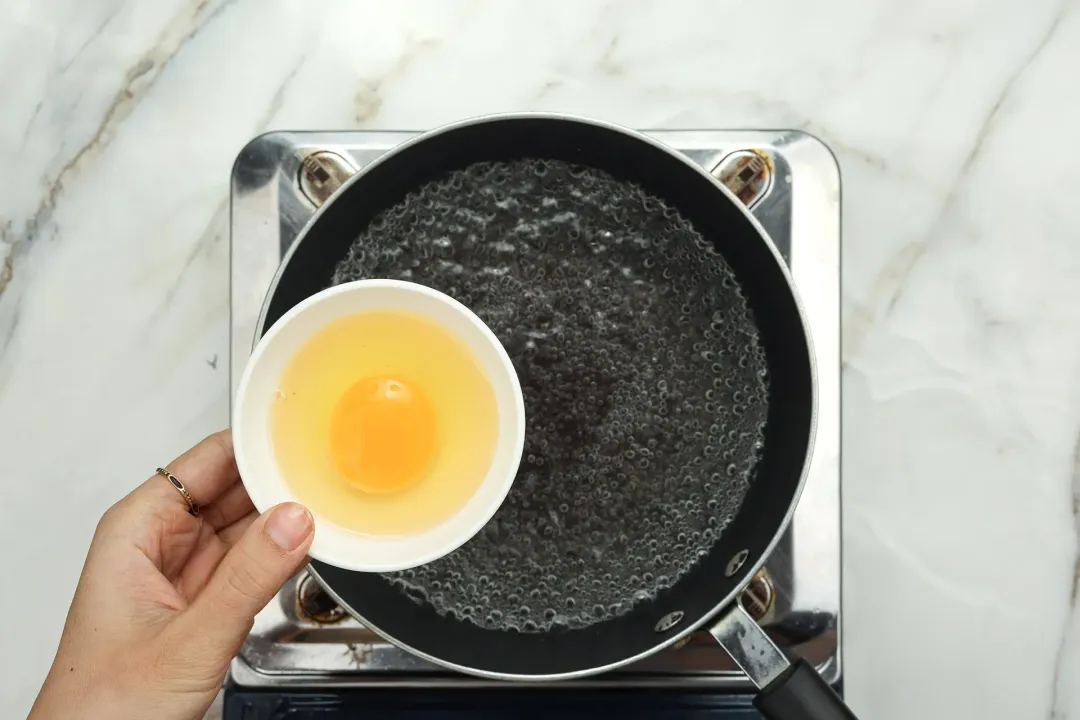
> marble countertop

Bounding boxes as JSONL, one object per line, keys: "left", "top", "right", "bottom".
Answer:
{"left": 3, "top": 0, "right": 1079, "bottom": 717}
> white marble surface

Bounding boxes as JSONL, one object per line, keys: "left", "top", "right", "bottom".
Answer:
{"left": 2, "top": 0, "right": 1079, "bottom": 717}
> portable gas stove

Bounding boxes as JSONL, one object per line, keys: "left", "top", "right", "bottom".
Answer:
{"left": 226, "top": 129, "right": 840, "bottom": 718}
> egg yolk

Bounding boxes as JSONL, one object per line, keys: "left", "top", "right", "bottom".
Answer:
{"left": 329, "top": 376, "right": 438, "bottom": 494}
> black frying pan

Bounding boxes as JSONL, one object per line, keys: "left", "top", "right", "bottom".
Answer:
{"left": 254, "top": 115, "right": 856, "bottom": 720}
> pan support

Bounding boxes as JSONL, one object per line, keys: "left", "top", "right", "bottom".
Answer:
{"left": 229, "top": 128, "right": 840, "bottom": 691}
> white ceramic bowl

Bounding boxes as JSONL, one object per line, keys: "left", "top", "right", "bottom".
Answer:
{"left": 233, "top": 279, "right": 526, "bottom": 572}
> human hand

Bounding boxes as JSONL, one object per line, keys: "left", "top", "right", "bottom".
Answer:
{"left": 29, "top": 431, "right": 314, "bottom": 720}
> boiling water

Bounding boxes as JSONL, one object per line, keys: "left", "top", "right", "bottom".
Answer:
{"left": 331, "top": 158, "right": 769, "bottom": 632}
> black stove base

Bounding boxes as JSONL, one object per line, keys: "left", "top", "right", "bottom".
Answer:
{"left": 222, "top": 686, "right": 788, "bottom": 719}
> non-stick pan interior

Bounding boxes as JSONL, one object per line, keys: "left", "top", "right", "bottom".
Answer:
{"left": 265, "top": 117, "right": 814, "bottom": 677}
{"left": 332, "top": 156, "right": 770, "bottom": 632}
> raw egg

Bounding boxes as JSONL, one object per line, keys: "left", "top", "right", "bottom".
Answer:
{"left": 271, "top": 309, "right": 498, "bottom": 537}
{"left": 329, "top": 376, "right": 438, "bottom": 494}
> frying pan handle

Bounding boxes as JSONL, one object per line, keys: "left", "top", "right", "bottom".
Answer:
{"left": 709, "top": 604, "right": 859, "bottom": 720}
{"left": 754, "top": 659, "right": 858, "bottom": 720}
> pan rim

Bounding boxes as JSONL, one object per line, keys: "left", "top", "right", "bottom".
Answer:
{"left": 253, "top": 111, "right": 819, "bottom": 681}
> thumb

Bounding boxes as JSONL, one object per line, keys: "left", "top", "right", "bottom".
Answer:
{"left": 186, "top": 502, "right": 314, "bottom": 657}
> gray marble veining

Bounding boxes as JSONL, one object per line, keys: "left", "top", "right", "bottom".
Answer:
{"left": 2, "top": 1, "right": 1080, "bottom": 718}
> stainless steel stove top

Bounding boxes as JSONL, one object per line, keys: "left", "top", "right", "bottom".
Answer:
{"left": 228, "top": 129, "right": 840, "bottom": 690}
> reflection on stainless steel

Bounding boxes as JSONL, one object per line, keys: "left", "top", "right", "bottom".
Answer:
{"left": 709, "top": 604, "right": 788, "bottom": 689}
{"left": 712, "top": 150, "right": 773, "bottom": 209}
{"left": 296, "top": 572, "right": 348, "bottom": 625}
{"left": 740, "top": 569, "right": 775, "bottom": 622}
{"left": 298, "top": 151, "right": 356, "bottom": 208}
{"left": 228, "top": 129, "right": 841, "bottom": 690}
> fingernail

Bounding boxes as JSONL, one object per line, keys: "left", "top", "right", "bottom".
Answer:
{"left": 266, "top": 503, "right": 313, "bottom": 551}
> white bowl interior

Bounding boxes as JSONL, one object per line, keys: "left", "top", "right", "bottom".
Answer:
{"left": 233, "top": 280, "right": 525, "bottom": 572}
